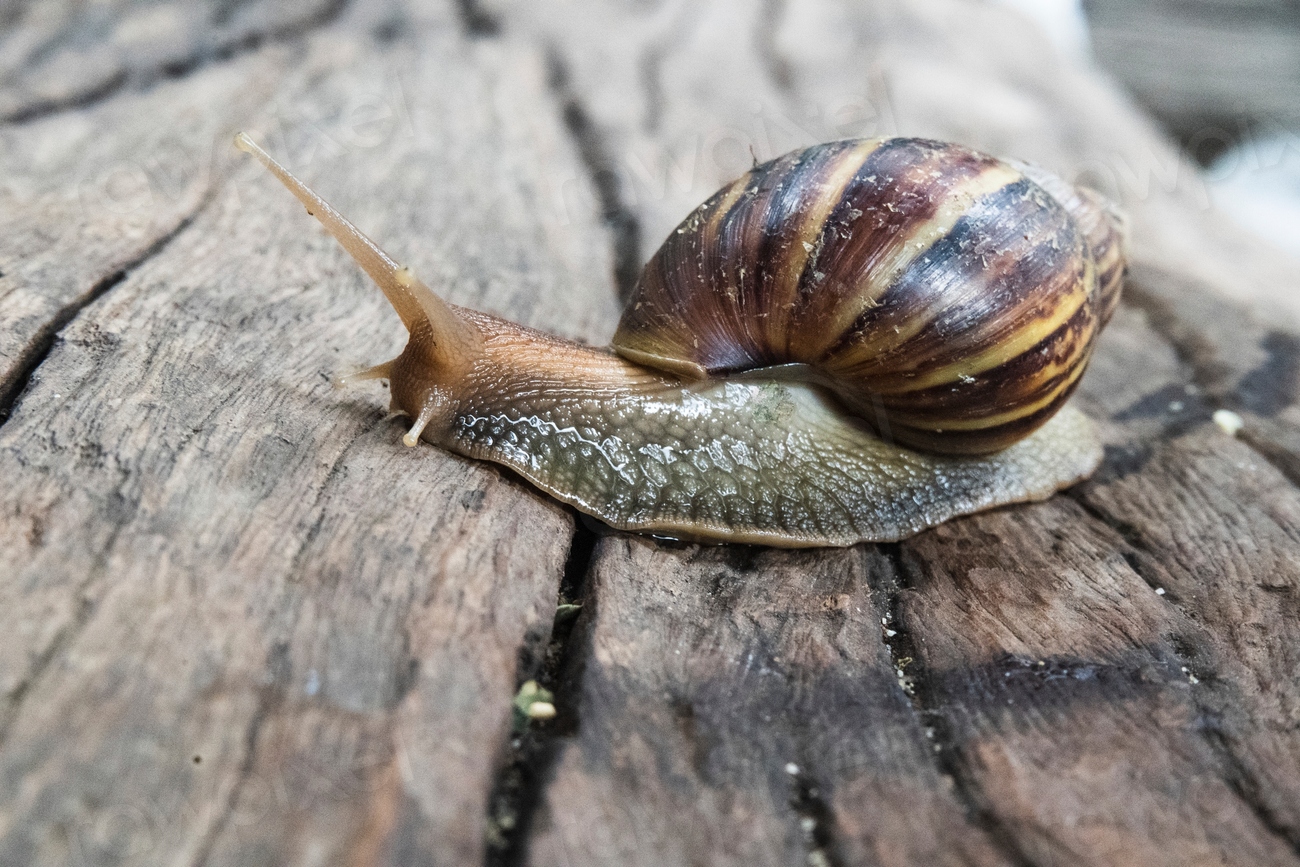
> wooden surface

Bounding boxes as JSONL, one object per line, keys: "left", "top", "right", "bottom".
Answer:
{"left": 2, "top": 1, "right": 1300, "bottom": 865}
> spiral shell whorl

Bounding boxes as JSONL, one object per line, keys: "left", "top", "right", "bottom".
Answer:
{"left": 1010, "top": 159, "right": 1127, "bottom": 326}
{"left": 612, "top": 137, "right": 1125, "bottom": 455}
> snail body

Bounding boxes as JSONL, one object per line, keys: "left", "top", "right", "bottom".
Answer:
{"left": 235, "top": 134, "right": 1122, "bottom": 547}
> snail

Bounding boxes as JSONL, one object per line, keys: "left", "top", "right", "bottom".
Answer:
{"left": 234, "top": 133, "right": 1124, "bottom": 547}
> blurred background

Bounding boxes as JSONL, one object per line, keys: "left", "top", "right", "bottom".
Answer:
{"left": 1011, "top": 0, "right": 1300, "bottom": 259}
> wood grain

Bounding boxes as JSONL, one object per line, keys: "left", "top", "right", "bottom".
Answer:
{"left": 0, "top": 45, "right": 285, "bottom": 408}
{"left": 1, "top": 0, "right": 1300, "bottom": 864}
{"left": 528, "top": 538, "right": 1011, "bottom": 867}
{"left": 897, "top": 498, "right": 1300, "bottom": 867}
{"left": 0, "top": 5, "right": 617, "bottom": 865}
{"left": 0, "top": 0, "right": 344, "bottom": 123}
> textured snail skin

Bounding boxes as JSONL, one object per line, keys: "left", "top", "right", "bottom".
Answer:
{"left": 235, "top": 134, "right": 1119, "bottom": 547}
{"left": 396, "top": 311, "right": 1101, "bottom": 546}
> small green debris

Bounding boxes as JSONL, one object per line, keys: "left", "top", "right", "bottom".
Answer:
{"left": 512, "top": 680, "right": 556, "bottom": 732}
{"left": 553, "top": 602, "right": 583, "bottom": 624}
{"left": 484, "top": 813, "right": 511, "bottom": 848}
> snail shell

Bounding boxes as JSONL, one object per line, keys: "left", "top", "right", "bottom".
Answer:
{"left": 614, "top": 137, "right": 1125, "bottom": 454}
{"left": 234, "top": 134, "right": 1122, "bottom": 546}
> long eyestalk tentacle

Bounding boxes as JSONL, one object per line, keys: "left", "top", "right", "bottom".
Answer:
{"left": 234, "top": 132, "right": 480, "bottom": 369}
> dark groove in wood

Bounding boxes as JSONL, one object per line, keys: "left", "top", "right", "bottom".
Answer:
{"left": 0, "top": 593, "right": 95, "bottom": 751}
{"left": 638, "top": 43, "right": 667, "bottom": 134}
{"left": 632, "top": 3, "right": 700, "bottom": 137}
{"left": 484, "top": 518, "right": 599, "bottom": 867}
{"left": 158, "top": 0, "right": 349, "bottom": 82}
{"left": 0, "top": 0, "right": 32, "bottom": 32}
{"left": 1165, "top": 631, "right": 1300, "bottom": 856}
{"left": 0, "top": 268, "right": 120, "bottom": 420}
{"left": 786, "top": 762, "right": 847, "bottom": 867}
{"left": 878, "top": 543, "right": 1044, "bottom": 867}
{"left": 1064, "top": 490, "right": 1173, "bottom": 596}
{"left": 456, "top": 0, "right": 502, "bottom": 37}
{"left": 0, "top": 200, "right": 208, "bottom": 427}
{"left": 1, "top": 0, "right": 349, "bottom": 127}
{"left": 544, "top": 49, "right": 642, "bottom": 303}
{"left": 0, "top": 68, "right": 131, "bottom": 127}
{"left": 1121, "top": 277, "right": 1300, "bottom": 492}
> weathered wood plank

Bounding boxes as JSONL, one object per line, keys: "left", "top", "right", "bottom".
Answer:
{"left": 0, "top": 0, "right": 344, "bottom": 123}
{"left": 1078, "top": 430, "right": 1300, "bottom": 844}
{"left": 896, "top": 497, "right": 1300, "bottom": 867}
{"left": 528, "top": 538, "right": 1012, "bottom": 867}
{"left": 1062, "top": 272, "right": 1300, "bottom": 844}
{"left": 3, "top": 0, "right": 1300, "bottom": 863}
{"left": 0, "top": 45, "right": 286, "bottom": 409}
{"left": 0, "top": 7, "right": 619, "bottom": 865}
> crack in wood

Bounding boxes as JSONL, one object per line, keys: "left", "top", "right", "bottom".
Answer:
{"left": 0, "top": 200, "right": 209, "bottom": 427}
{"left": 455, "top": 0, "right": 502, "bottom": 37}
{"left": 1, "top": 0, "right": 350, "bottom": 127}
{"left": 483, "top": 519, "right": 599, "bottom": 867}
{"left": 1, "top": 68, "right": 131, "bottom": 128}
{"left": 1172, "top": 641, "right": 1300, "bottom": 858}
{"left": 633, "top": 2, "right": 702, "bottom": 136}
{"left": 0, "top": 593, "right": 96, "bottom": 751}
{"left": 544, "top": 50, "right": 642, "bottom": 304}
{"left": 637, "top": 43, "right": 669, "bottom": 135}
{"left": 0, "top": 195, "right": 215, "bottom": 752}
{"left": 156, "top": 0, "right": 349, "bottom": 83}
{"left": 1064, "top": 491, "right": 1174, "bottom": 594}
{"left": 785, "top": 763, "right": 846, "bottom": 867}
{"left": 878, "top": 543, "right": 1045, "bottom": 867}
{"left": 0, "top": 0, "right": 32, "bottom": 32}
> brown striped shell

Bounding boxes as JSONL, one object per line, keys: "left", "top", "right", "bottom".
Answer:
{"left": 612, "top": 137, "right": 1126, "bottom": 455}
